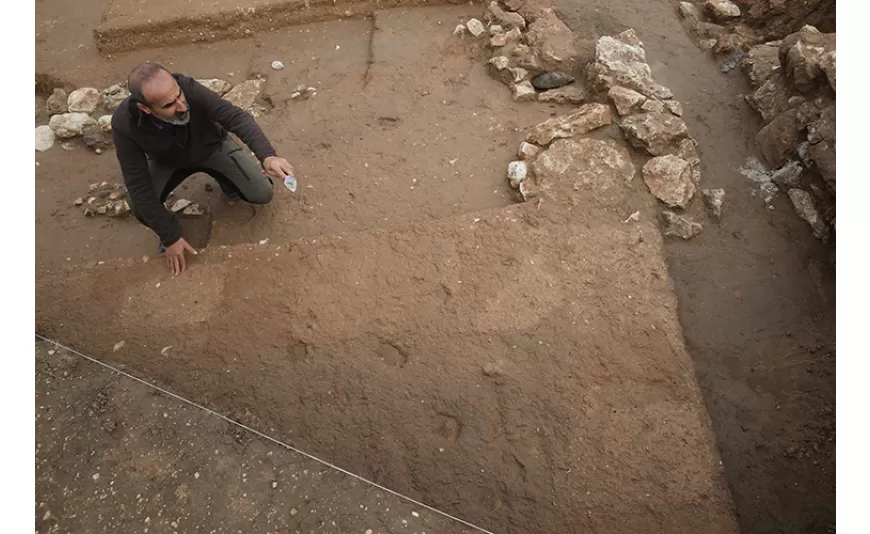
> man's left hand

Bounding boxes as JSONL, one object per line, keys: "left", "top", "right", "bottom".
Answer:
{"left": 263, "top": 156, "right": 296, "bottom": 180}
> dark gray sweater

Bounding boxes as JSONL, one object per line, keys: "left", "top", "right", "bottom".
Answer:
{"left": 111, "top": 74, "right": 276, "bottom": 246}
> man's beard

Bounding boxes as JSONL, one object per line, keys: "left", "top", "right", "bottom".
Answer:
{"left": 158, "top": 110, "right": 191, "bottom": 126}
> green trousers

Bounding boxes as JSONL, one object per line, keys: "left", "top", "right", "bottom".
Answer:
{"left": 146, "top": 136, "right": 274, "bottom": 205}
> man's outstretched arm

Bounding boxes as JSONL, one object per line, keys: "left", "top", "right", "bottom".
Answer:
{"left": 184, "top": 77, "right": 295, "bottom": 178}
{"left": 112, "top": 130, "right": 197, "bottom": 274}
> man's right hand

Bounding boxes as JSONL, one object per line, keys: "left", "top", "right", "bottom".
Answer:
{"left": 164, "top": 237, "right": 198, "bottom": 275}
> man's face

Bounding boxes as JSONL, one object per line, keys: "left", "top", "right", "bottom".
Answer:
{"left": 137, "top": 71, "right": 190, "bottom": 125}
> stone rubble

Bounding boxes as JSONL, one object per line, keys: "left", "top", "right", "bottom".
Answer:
{"left": 170, "top": 199, "right": 193, "bottom": 213}
{"left": 475, "top": 4, "right": 586, "bottom": 105}
{"left": 487, "top": 56, "right": 528, "bottom": 85}
{"left": 608, "top": 86, "right": 646, "bottom": 116}
{"left": 518, "top": 180, "right": 539, "bottom": 202}
{"left": 290, "top": 86, "right": 317, "bottom": 100}
{"left": 701, "top": 188, "right": 726, "bottom": 221}
{"left": 741, "top": 41, "right": 781, "bottom": 86}
{"left": 537, "top": 85, "right": 587, "bottom": 104}
{"left": 694, "top": 22, "right": 725, "bottom": 41}
{"left": 664, "top": 100, "right": 684, "bottom": 116}
{"left": 511, "top": 81, "right": 537, "bottom": 101}
{"left": 788, "top": 188, "right": 829, "bottom": 241}
{"left": 588, "top": 29, "right": 673, "bottom": 100}
{"left": 619, "top": 112, "right": 691, "bottom": 156}
{"left": 78, "top": 182, "right": 131, "bottom": 218}
{"left": 518, "top": 141, "right": 541, "bottom": 160}
{"left": 524, "top": 11, "right": 579, "bottom": 70}
{"left": 196, "top": 78, "right": 234, "bottom": 96}
{"left": 662, "top": 210, "right": 703, "bottom": 239}
{"left": 526, "top": 103, "right": 611, "bottom": 146}
{"left": 82, "top": 122, "right": 113, "bottom": 154}
{"left": 504, "top": 27, "right": 523, "bottom": 46}
{"left": 507, "top": 160, "right": 528, "bottom": 189}
{"left": 640, "top": 99, "right": 666, "bottom": 113}
{"left": 97, "top": 115, "right": 113, "bottom": 133}
{"left": 739, "top": 157, "right": 779, "bottom": 204}
{"left": 487, "top": 2, "right": 526, "bottom": 30}
{"left": 490, "top": 33, "right": 508, "bottom": 47}
{"left": 819, "top": 50, "right": 836, "bottom": 91}
{"left": 466, "top": 18, "right": 487, "bottom": 37}
{"left": 680, "top": 12, "right": 836, "bottom": 241}
{"left": 37, "top": 76, "right": 239, "bottom": 153}
{"left": 510, "top": 44, "right": 545, "bottom": 74}
{"left": 82, "top": 122, "right": 113, "bottom": 152}
{"left": 679, "top": 2, "right": 703, "bottom": 23}
{"left": 468, "top": 14, "right": 710, "bottom": 243}
{"left": 223, "top": 78, "right": 266, "bottom": 112}
{"left": 705, "top": 0, "right": 741, "bottom": 22}
{"left": 770, "top": 160, "right": 804, "bottom": 188}
{"left": 182, "top": 204, "right": 205, "bottom": 216}
{"left": 642, "top": 155, "right": 696, "bottom": 209}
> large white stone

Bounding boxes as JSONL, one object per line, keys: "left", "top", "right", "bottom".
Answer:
{"left": 588, "top": 29, "right": 673, "bottom": 100}
{"left": 35, "top": 125, "right": 56, "bottom": 152}
{"left": 196, "top": 78, "right": 233, "bottom": 96}
{"left": 49, "top": 113, "right": 97, "bottom": 139}
{"left": 67, "top": 88, "right": 101, "bottom": 113}
{"left": 102, "top": 83, "right": 130, "bottom": 111}
{"left": 526, "top": 103, "right": 612, "bottom": 146}
{"left": 532, "top": 138, "right": 635, "bottom": 207}
{"left": 223, "top": 79, "right": 265, "bottom": 110}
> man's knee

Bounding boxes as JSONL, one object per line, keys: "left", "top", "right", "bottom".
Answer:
{"left": 245, "top": 178, "right": 274, "bottom": 205}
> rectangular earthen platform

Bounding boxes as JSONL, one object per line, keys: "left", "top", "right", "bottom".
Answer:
{"left": 36, "top": 202, "right": 739, "bottom": 534}
{"left": 94, "top": 0, "right": 463, "bottom": 52}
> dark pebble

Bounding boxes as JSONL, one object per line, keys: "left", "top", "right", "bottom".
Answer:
{"left": 531, "top": 71, "right": 575, "bottom": 91}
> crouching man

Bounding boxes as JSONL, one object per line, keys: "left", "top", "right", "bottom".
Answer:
{"left": 111, "top": 62, "right": 295, "bottom": 275}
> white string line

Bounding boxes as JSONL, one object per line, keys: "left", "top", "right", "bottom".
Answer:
{"left": 35, "top": 334, "right": 496, "bottom": 534}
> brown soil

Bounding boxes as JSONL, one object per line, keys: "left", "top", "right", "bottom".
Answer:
{"left": 36, "top": 0, "right": 835, "bottom": 533}
{"left": 36, "top": 339, "right": 476, "bottom": 534}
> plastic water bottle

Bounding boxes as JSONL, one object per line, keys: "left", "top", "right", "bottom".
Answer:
{"left": 283, "top": 175, "right": 297, "bottom": 193}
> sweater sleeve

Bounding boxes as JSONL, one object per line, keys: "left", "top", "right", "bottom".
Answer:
{"left": 112, "top": 128, "right": 183, "bottom": 247}
{"left": 184, "top": 77, "right": 278, "bottom": 163}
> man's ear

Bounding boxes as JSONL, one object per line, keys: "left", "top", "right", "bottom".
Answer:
{"left": 136, "top": 102, "right": 152, "bottom": 115}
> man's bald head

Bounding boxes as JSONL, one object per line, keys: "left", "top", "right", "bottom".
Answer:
{"left": 127, "top": 62, "right": 190, "bottom": 125}
{"left": 127, "top": 62, "right": 172, "bottom": 106}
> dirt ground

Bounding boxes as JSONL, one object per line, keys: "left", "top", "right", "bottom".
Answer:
{"left": 35, "top": 0, "right": 835, "bottom": 533}
{"left": 36, "top": 339, "right": 476, "bottom": 534}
